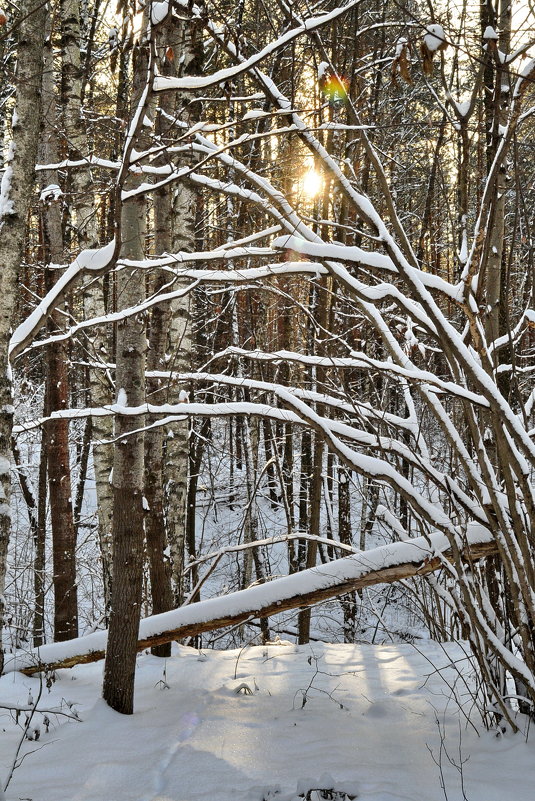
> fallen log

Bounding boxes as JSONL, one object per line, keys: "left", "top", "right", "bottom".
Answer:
{"left": 3, "top": 528, "right": 496, "bottom": 676}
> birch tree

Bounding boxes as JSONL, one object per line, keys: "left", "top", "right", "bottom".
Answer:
{"left": 61, "top": 0, "right": 115, "bottom": 610}
{"left": 0, "top": 0, "right": 46, "bottom": 671}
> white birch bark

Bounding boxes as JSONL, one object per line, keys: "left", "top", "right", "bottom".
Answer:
{"left": 165, "top": 261, "right": 193, "bottom": 603}
{"left": 161, "top": 18, "right": 200, "bottom": 603}
{"left": 61, "top": 0, "right": 114, "bottom": 609}
{"left": 0, "top": 0, "right": 46, "bottom": 672}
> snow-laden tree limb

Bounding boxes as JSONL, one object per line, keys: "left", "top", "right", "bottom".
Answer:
{"left": 215, "top": 347, "right": 492, "bottom": 408}
{"left": 9, "top": 21, "right": 160, "bottom": 361}
{"left": 9, "top": 240, "right": 118, "bottom": 359}
{"left": 153, "top": 1, "right": 363, "bottom": 93}
{"left": 183, "top": 2, "right": 534, "bottom": 475}
{"left": 3, "top": 527, "right": 496, "bottom": 676}
{"left": 11, "top": 390, "right": 488, "bottom": 528}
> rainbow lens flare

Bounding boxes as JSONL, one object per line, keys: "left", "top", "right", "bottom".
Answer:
{"left": 320, "top": 75, "right": 349, "bottom": 104}
{"left": 177, "top": 710, "right": 200, "bottom": 742}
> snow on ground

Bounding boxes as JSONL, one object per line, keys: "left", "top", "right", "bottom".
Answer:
{"left": 1, "top": 641, "right": 533, "bottom": 801}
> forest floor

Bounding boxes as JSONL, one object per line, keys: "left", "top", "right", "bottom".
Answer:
{"left": 1, "top": 640, "right": 533, "bottom": 801}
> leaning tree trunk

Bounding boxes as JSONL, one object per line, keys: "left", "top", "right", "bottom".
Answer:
{"left": 12, "top": 535, "right": 500, "bottom": 677}
{"left": 0, "top": 0, "right": 46, "bottom": 672}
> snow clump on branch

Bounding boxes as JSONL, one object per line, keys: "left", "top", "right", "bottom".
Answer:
{"left": 151, "top": 1, "right": 169, "bottom": 26}
{"left": 424, "top": 24, "right": 447, "bottom": 52}
{"left": 39, "top": 184, "right": 63, "bottom": 204}
{"left": 421, "top": 24, "right": 448, "bottom": 75}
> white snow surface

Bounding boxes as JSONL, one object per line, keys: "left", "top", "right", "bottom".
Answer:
{"left": 0, "top": 142, "right": 15, "bottom": 218}
{"left": 317, "top": 60, "right": 329, "bottom": 79}
{"left": 1, "top": 642, "right": 533, "bottom": 800}
{"left": 242, "top": 109, "right": 269, "bottom": 120}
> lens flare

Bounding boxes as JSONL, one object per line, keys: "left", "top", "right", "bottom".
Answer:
{"left": 177, "top": 710, "right": 200, "bottom": 742}
{"left": 302, "top": 169, "right": 322, "bottom": 198}
{"left": 320, "top": 74, "right": 349, "bottom": 104}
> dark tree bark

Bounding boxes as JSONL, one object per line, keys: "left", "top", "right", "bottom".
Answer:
{"left": 102, "top": 13, "right": 150, "bottom": 714}
{"left": 338, "top": 466, "right": 356, "bottom": 643}
{"left": 41, "top": 25, "right": 78, "bottom": 642}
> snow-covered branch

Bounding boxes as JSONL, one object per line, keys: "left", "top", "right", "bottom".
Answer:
{"left": 3, "top": 527, "right": 496, "bottom": 676}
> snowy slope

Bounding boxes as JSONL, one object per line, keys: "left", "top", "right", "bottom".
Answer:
{"left": 1, "top": 642, "right": 533, "bottom": 801}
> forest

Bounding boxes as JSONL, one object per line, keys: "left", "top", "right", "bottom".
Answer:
{"left": 0, "top": 0, "right": 534, "bottom": 791}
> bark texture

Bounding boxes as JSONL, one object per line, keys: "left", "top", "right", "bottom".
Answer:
{"left": 143, "top": 15, "right": 190, "bottom": 655}
{"left": 61, "top": 0, "right": 114, "bottom": 609}
{"left": 102, "top": 24, "right": 149, "bottom": 711}
{"left": 0, "top": 0, "right": 46, "bottom": 671}
{"left": 162, "top": 17, "right": 200, "bottom": 604}
{"left": 41, "top": 21, "right": 78, "bottom": 642}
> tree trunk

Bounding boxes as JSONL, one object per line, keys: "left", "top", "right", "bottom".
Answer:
{"left": 46, "top": 337, "right": 79, "bottom": 640}
{"left": 41, "top": 24, "right": 78, "bottom": 642}
{"left": 34, "top": 430, "right": 48, "bottom": 647}
{"left": 143, "top": 15, "right": 190, "bottom": 655}
{"left": 299, "top": 274, "right": 330, "bottom": 643}
{"left": 102, "top": 209, "right": 147, "bottom": 713}
{"left": 339, "top": 465, "right": 356, "bottom": 642}
{"left": 12, "top": 536, "right": 499, "bottom": 677}
{"left": 0, "top": 0, "right": 46, "bottom": 671}
{"left": 162, "top": 16, "right": 200, "bottom": 605}
{"left": 298, "top": 436, "right": 323, "bottom": 643}
{"left": 102, "top": 15, "right": 149, "bottom": 713}
{"left": 61, "top": 0, "right": 114, "bottom": 613}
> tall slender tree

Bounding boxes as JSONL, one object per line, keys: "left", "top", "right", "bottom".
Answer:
{"left": 0, "top": 0, "right": 46, "bottom": 670}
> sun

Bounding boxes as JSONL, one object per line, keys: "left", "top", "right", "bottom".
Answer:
{"left": 302, "top": 168, "right": 323, "bottom": 199}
